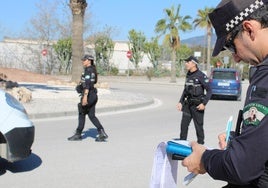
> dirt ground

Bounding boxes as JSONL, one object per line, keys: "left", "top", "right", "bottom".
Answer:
{"left": 0, "top": 67, "right": 69, "bottom": 83}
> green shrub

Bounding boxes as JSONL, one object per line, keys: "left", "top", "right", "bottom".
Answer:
{"left": 110, "top": 66, "right": 119, "bottom": 76}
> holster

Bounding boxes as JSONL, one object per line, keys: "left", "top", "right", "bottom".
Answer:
{"left": 76, "top": 84, "right": 83, "bottom": 94}
{"left": 235, "top": 110, "right": 243, "bottom": 136}
{"left": 181, "top": 101, "right": 191, "bottom": 116}
{"left": 225, "top": 110, "right": 243, "bottom": 149}
{"left": 78, "top": 103, "right": 89, "bottom": 115}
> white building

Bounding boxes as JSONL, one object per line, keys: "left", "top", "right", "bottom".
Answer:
{"left": 85, "top": 40, "right": 152, "bottom": 74}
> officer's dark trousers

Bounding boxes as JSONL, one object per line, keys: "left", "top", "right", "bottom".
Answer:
{"left": 76, "top": 90, "right": 104, "bottom": 134}
{"left": 179, "top": 103, "right": 205, "bottom": 144}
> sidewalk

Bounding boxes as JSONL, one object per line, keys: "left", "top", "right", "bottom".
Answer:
{"left": 21, "top": 82, "right": 154, "bottom": 119}
{"left": 21, "top": 76, "right": 185, "bottom": 119}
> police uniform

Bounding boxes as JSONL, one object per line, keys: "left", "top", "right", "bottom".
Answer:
{"left": 179, "top": 57, "right": 212, "bottom": 144}
{"left": 202, "top": 58, "right": 268, "bottom": 188}
{"left": 201, "top": 0, "right": 268, "bottom": 187}
{"left": 76, "top": 66, "right": 103, "bottom": 134}
{"left": 68, "top": 55, "right": 108, "bottom": 142}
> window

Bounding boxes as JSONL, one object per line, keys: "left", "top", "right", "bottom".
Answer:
{"left": 213, "top": 71, "right": 236, "bottom": 80}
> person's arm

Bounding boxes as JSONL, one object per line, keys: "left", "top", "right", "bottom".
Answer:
{"left": 200, "top": 73, "right": 212, "bottom": 105}
{"left": 177, "top": 86, "right": 187, "bottom": 111}
{"left": 82, "top": 68, "right": 91, "bottom": 106}
{"left": 179, "top": 89, "right": 186, "bottom": 103}
{"left": 187, "top": 116, "right": 268, "bottom": 184}
{"left": 83, "top": 89, "right": 89, "bottom": 95}
{"left": 196, "top": 73, "right": 211, "bottom": 110}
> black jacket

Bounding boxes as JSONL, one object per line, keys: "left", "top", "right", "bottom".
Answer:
{"left": 83, "top": 66, "right": 97, "bottom": 90}
{"left": 179, "top": 69, "right": 212, "bottom": 105}
{"left": 202, "top": 58, "right": 268, "bottom": 187}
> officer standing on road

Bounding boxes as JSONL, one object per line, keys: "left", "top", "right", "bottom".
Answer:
{"left": 177, "top": 56, "right": 212, "bottom": 144}
{"left": 68, "top": 54, "right": 108, "bottom": 142}
{"left": 182, "top": 0, "right": 268, "bottom": 187}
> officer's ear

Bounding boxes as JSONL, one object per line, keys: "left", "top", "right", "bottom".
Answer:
{"left": 242, "top": 20, "right": 257, "bottom": 41}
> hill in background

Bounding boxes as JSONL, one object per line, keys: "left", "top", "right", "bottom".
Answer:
{"left": 181, "top": 34, "right": 217, "bottom": 48}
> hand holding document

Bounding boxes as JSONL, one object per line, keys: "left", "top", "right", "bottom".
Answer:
{"left": 151, "top": 116, "right": 234, "bottom": 187}
{"left": 182, "top": 116, "right": 234, "bottom": 186}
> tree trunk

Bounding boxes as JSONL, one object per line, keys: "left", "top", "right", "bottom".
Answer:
{"left": 170, "top": 49, "right": 176, "bottom": 83}
{"left": 206, "top": 26, "right": 212, "bottom": 76}
{"left": 69, "top": 0, "right": 87, "bottom": 83}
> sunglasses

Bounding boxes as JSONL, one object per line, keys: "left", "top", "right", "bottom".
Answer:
{"left": 224, "top": 28, "right": 240, "bottom": 53}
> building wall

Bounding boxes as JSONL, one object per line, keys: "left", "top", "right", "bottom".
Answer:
{"left": 0, "top": 39, "right": 153, "bottom": 74}
{"left": 0, "top": 39, "right": 53, "bottom": 73}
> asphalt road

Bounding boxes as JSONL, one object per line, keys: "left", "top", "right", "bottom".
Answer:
{"left": 0, "top": 81, "right": 248, "bottom": 188}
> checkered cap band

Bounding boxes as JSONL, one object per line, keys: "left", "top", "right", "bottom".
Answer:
{"left": 226, "top": 0, "right": 264, "bottom": 31}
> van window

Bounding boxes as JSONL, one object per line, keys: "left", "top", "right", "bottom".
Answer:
{"left": 213, "top": 71, "right": 236, "bottom": 80}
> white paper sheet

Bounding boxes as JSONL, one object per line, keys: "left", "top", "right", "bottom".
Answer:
{"left": 150, "top": 142, "right": 178, "bottom": 188}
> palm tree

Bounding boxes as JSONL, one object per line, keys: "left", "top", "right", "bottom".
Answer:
{"left": 155, "top": 4, "right": 192, "bottom": 83}
{"left": 193, "top": 7, "right": 214, "bottom": 76}
{"left": 69, "top": 0, "right": 87, "bottom": 83}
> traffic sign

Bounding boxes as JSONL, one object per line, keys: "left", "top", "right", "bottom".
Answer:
{"left": 42, "top": 49, "right": 47, "bottom": 56}
{"left": 126, "top": 50, "right": 132, "bottom": 59}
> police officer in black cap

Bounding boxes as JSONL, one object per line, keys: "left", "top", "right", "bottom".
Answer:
{"left": 68, "top": 54, "right": 108, "bottom": 142}
{"left": 182, "top": 0, "right": 268, "bottom": 187}
{"left": 177, "top": 55, "right": 212, "bottom": 144}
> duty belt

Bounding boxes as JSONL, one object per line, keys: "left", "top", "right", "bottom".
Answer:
{"left": 187, "top": 97, "right": 202, "bottom": 106}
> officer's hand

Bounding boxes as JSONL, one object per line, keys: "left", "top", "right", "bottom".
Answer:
{"left": 177, "top": 103, "right": 183, "bottom": 111}
{"left": 82, "top": 96, "right": 88, "bottom": 106}
{"left": 182, "top": 142, "right": 206, "bottom": 174}
{"left": 218, "top": 132, "right": 227, "bottom": 150}
{"left": 196, "top": 103, "right": 205, "bottom": 111}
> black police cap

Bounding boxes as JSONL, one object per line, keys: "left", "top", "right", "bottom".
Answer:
{"left": 81, "top": 54, "right": 94, "bottom": 61}
{"left": 209, "top": 0, "right": 268, "bottom": 56}
{"left": 184, "top": 56, "right": 199, "bottom": 64}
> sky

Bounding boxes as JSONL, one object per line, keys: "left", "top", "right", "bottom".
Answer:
{"left": 0, "top": 0, "right": 219, "bottom": 41}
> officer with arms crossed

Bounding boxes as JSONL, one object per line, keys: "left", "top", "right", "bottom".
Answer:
{"left": 177, "top": 56, "right": 212, "bottom": 145}
{"left": 182, "top": 0, "right": 268, "bottom": 187}
{"left": 68, "top": 55, "right": 108, "bottom": 142}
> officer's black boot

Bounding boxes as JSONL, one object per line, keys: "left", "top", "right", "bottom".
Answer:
{"left": 68, "top": 132, "right": 82, "bottom": 141}
{"left": 95, "top": 129, "right": 108, "bottom": 142}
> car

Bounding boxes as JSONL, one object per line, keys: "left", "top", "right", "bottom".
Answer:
{"left": 209, "top": 68, "right": 242, "bottom": 101}
{"left": 0, "top": 89, "right": 34, "bottom": 162}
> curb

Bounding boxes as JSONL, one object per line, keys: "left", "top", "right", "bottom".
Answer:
{"left": 27, "top": 97, "right": 155, "bottom": 119}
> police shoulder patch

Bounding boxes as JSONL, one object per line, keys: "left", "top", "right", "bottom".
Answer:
{"left": 203, "top": 75, "right": 209, "bottom": 83}
{"left": 243, "top": 103, "right": 268, "bottom": 126}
